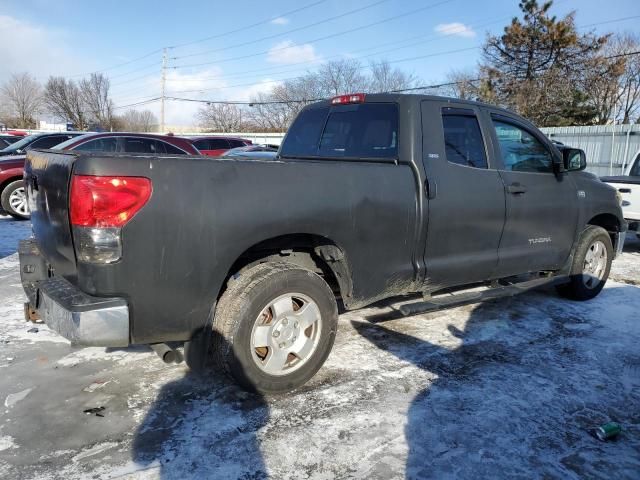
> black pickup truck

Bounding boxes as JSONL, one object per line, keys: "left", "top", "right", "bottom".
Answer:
{"left": 19, "top": 94, "right": 626, "bottom": 393}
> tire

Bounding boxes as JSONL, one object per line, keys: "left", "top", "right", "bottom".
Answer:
{"left": 556, "top": 225, "right": 613, "bottom": 301}
{"left": 0, "top": 180, "right": 29, "bottom": 220}
{"left": 211, "top": 261, "right": 338, "bottom": 394}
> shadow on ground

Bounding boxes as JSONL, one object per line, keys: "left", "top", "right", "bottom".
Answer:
{"left": 353, "top": 284, "right": 640, "bottom": 479}
{"left": 132, "top": 332, "right": 269, "bottom": 479}
{"left": 129, "top": 285, "right": 640, "bottom": 479}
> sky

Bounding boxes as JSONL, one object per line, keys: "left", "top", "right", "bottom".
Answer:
{"left": 1, "top": 0, "right": 638, "bottom": 126}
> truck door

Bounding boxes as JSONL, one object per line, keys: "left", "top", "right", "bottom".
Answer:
{"left": 488, "top": 113, "right": 578, "bottom": 276}
{"left": 420, "top": 100, "right": 506, "bottom": 287}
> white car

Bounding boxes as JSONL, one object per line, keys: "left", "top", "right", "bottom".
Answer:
{"left": 602, "top": 152, "right": 640, "bottom": 235}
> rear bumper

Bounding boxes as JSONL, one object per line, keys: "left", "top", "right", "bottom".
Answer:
{"left": 19, "top": 239, "right": 130, "bottom": 347}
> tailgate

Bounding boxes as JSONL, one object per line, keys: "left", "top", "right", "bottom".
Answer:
{"left": 24, "top": 150, "right": 78, "bottom": 279}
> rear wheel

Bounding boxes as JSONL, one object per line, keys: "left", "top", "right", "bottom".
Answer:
{"left": 210, "top": 262, "right": 338, "bottom": 393}
{"left": 1, "top": 180, "right": 29, "bottom": 220}
{"left": 556, "top": 226, "right": 613, "bottom": 301}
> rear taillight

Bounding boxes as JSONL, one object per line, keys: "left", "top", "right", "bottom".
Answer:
{"left": 70, "top": 175, "right": 152, "bottom": 263}
{"left": 330, "top": 93, "right": 366, "bottom": 105}
{"left": 70, "top": 175, "right": 152, "bottom": 227}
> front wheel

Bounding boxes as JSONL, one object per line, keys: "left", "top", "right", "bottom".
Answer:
{"left": 211, "top": 262, "right": 338, "bottom": 393}
{"left": 556, "top": 225, "right": 613, "bottom": 301}
{"left": 1, "top": 180, "right": 30, "bottom": 220}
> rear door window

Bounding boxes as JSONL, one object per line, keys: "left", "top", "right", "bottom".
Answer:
{"left": 72, "top": 137, "right": 119, "bottom": 152}
{"left": 123, "top": 137, "right": 159, "bottom": 153}
{"left": 227, "top": 139, "right": 246, "bottom": 148}
{"left": 192, "top": 139, "right": 210, "bottom": 150}
{"left": 209, "top": 138, "right": 231, "bottom": 150}
{"left": 156, "top": 141, "right": 187, "bottom": 154}
{"left": 441, "top": 111, "right": 488, "bottom": 169}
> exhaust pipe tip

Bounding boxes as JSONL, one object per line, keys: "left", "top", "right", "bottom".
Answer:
{"left": 151, "top": 343, "right": 183, "bottom": 364}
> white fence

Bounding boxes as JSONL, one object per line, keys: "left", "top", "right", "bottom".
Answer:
{"left": 540, "top": 125, "right": 640, "bottom": 176}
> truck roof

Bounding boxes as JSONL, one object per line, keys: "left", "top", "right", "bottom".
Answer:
{"left": 304, "top": 93, "right": 539, "bottom": 132}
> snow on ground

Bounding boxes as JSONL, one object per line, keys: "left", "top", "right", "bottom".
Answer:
{"left": 0, "top": 219, "right": 638, "bottom": 479}
{"left": 0, "top": 216, "right": 30, "bottom": 258}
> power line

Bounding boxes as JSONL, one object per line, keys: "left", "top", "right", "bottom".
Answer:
{"left": 165, "top": 46, "right": 480, "bottom": 96}
{"left": 163, "top": 77, "right": 484, "bottom": 105}
{"left": 168, "top": 0, "right": 329, "bottom": 50}
{"left": 66, "top": 0, "right": 327, "bottom": 78}
{"left": 68, "top": 49, "right": 164, "bottom": 78}
{"left": 165, "top": 13, "right": 640, "bottom": 94}
{"left": 173, "top": 0, "right": 392, "bottom": 60}
{"left": 164, "top": 16, "right": 509, "bottom": 85}
{"left": 108, "top": 15, "right": 640, "bottom": 110}
{"left": 172, "top": 0, "right": 455, "bottom": 69}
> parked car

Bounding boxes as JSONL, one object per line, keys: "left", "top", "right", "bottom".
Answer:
{"left": 1, "top": 132, "right": 199, "bottom": 220}
{"left": 19, "top": 93, "right": 626, "bottom": 394}
{"left": 187, "top": 136, "right": 252, "bottom": 156}
{"left": 0, "top": 132, "right": 84, "bottom": 157}
{"left": 0, "top": 135, "right": 21, "bottom": 148}
{"left": 223, "top": 145, "right": 278, "bottom": 159}
{"left": 602, "top": 151, "right": 640, "bottom": 237}
{"left": 52, "top": 132, "right": 201, "bottom": 155}
{"left": 0, "top": 133, "right": 84, "bottom": 219}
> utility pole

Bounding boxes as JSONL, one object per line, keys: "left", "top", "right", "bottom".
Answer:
{"left": 160, "top": 47, "right": 167, "bottom": 133}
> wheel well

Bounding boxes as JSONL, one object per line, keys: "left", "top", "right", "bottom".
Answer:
{"left": 587, "top": 213, "right": 620, "bottom": 243}
{"left": 0, "top": 175, "right": 22, "bottom": 195}
{"left": 223, "top": 234, "right": 352, "bottom": 305}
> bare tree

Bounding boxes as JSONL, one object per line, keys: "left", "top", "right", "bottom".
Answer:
{"left": 119, "top": 109, "right": 158, "bottom": 132}
{"left": 79, "top": 73, "right": 115, "bottom": 130}
{"left": 243, "top": 58, "right": 420, "bottom": 131}
{"left": 198, "top": 103, "right": 245, "bottom": 132}
{"left": 613, "top": 33, "right": 640, "bottom": 123}
{"left": 0, "top": 72, "right": 42, "bottom": 128}
{"left": 441, "top": 69, "right": 481, "bottom": 100}
{"left": 43, "top": 77, "right": 87, "bottom": 130}
{"left": 368, "top": 60, "right": 417, "bottom": 93}
{"left": 317, "top": 59, "right": 368, "bottom": 96}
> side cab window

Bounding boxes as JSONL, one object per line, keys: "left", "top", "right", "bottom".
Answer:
{"left": 441, "top": 108, "right": 488, "bottom": 169}
{"left": 491, "top": 117, "right": 553, "bottom": 173}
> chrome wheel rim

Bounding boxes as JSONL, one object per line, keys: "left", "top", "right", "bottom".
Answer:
{"left": 9, "top": 187, "right": 28, "bottom": 217}
{"left": 250, "top": 293, "right": 322, "bottom": 376}
{"left": 582, "top": 240, "right": 607, "bottom": 289}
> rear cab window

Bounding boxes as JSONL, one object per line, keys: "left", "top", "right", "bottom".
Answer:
{"left": 280, "top": 103, "right": 398, "bottom": 159}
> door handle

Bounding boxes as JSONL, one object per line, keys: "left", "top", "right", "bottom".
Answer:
{"left": 618, "top": 188, "right": 631, "bottom": 194}
{"left": 425, "top": 178, "right": 437, "bottom": 199}
{"left": 507, "top": 183, "right": 527, "bottom": 195}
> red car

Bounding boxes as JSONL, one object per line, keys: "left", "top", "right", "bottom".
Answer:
{"left": 56, "top": 132, "right": 200, "bottom": 155}
{"left": 187, "top": 136, "right": 252, "bottom": 157}
{"left": 0, "top": 132, "right": 200, "bottom": 219}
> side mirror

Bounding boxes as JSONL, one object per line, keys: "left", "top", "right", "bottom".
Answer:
{"left": 562, "top": 148, "right": 587, "bottom": 172}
